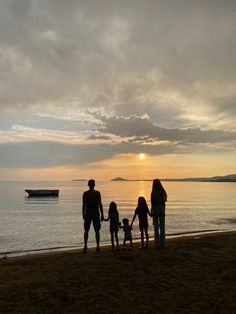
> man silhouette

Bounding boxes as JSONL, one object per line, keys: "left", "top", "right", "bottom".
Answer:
{"left": 82, "top": 179, "right": 104, "bottom": 252}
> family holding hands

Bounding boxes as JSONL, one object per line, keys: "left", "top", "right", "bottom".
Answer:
{"left": 82, "top": 179, "right": 167, "bottom": 253}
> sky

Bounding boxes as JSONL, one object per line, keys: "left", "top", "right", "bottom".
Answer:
{"left": 0, "top": 0, "right": 236, "bottom": 181}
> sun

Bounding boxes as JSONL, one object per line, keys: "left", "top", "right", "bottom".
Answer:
{"left": 138, "top": 153, "right": 145, "bottom": 160}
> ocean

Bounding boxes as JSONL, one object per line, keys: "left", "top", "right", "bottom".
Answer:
{"left": 0, "top": 181, "right": 235, "bottom": 256}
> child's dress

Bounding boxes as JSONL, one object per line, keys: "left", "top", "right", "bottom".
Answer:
{"left": 135, "top": 206, "right": 149, "bottom": 228}
{"left": 109, "top": 212, "right": 119, "bottom": 232}
{"left": 123, "top": 225, "right": 132, "bottom": 240}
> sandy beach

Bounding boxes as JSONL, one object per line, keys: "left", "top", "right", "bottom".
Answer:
{"left": 0, "top": 232, "right": 235, "bottom": 313}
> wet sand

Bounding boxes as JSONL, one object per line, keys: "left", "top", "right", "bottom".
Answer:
{"left": 0, "top": 232, "right": 235, "bottom": 313}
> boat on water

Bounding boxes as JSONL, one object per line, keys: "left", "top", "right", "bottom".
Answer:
{"left": 25, "top": 189, "right": 59, "bottom": 197}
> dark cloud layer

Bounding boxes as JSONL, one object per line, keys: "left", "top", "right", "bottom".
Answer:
{"left": 0, "top": 0, "right": 236, "bottom": 170}
{"left": 98, "top": 115, "right": 236, "bottom": 144}
{"left": 0, "top": 0, "right": 236, "bottom": 120}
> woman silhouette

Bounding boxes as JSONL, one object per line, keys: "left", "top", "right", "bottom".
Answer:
{"left": 151, "top": 179, "right": 167, "bottom": 248}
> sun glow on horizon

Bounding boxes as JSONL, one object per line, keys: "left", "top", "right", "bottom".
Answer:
{"left": 139, "top": 153, "right": 146, "bottom": 160}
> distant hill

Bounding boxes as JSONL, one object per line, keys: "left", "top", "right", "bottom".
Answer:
{"left": 72, "top": 179, "right": 87, "bottom": 181}
{"left": 203, "top": 174, "right": 236, "bottom": 182}
{"left": 165, "top": 174, "right": 236, "bottom": 182}
{"left": 111, "top": 177, "right": 129, "bottom": 181}
{"left": 111, "top": 174, "right": 236, "bottom": 182}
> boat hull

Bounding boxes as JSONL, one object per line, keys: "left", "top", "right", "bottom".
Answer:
{"left": 25, "top": 189, "right": 59, "bottom": 197}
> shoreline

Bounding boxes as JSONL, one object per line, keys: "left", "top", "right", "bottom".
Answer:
{"left": 1, "top": 228, "right": 234, "bottom": 259}
{"left": 0, "top": 231, "right": 235, "bottom": 313}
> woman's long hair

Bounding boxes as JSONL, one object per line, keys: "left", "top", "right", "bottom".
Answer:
{"left": 152, "top": 179, "right": 167, "bottom": 202}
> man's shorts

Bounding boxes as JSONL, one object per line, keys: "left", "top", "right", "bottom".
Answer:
{"left": 84, "top": 215, "right": 101, "bottom": 232}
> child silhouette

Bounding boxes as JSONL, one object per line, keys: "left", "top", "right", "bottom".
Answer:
{"left": 131, "top": 196, "right": 151, "bottom": 248}
{"left": 104, "top": 202, "right": 120, "bottom": 250}
{"left": 120, "top": 218, "right": 132, "bottom": 247}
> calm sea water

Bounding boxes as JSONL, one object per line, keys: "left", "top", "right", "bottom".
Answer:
{"left": 0, "top": 181, "right": 235, "bottom": 255}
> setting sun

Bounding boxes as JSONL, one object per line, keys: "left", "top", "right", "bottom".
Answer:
{"left": 139, "top": 153, "right": 145, "bottom": 160}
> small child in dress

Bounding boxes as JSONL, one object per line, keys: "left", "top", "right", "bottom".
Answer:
{"left": 120, "top": 218, "right": 133, "bottom": 247}
{"left": 131, "top": 196, "right": 151, "bottom": 248}
{"left": 104, "top": 202, "right": 120, "bottom": 250}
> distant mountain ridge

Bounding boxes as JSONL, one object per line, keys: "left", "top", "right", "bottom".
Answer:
{"left": 111, "top": 177, "right": 129, "bottom": 181}
{"left": 72, "top": 179, "right": 87, "bottom": 181}
{"left": 111, "top": 174, "right": 236, "bottom": 182}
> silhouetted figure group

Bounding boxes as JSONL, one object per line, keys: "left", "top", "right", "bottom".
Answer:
{"left": 82, "top": 179, "right": 167, "bottom": 252}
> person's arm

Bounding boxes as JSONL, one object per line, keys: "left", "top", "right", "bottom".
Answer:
{"left": 131, "top": 210, "right": 137, "bottom": 227}
{"left": 98, "top": 192, "right": 104, "bottom": 221}
{"left": 163, "top": 189, "right": 167, "bottom": 202}
{"left": 150, "top": 192, "right": 154, "bottom": 216}
{"left": 103, "top": 213, "right": 109, "bottom": 222}
{"left": 147, "top": 205, "right": 152, "bottom": 217}
{"left": 82, "top": 193, "right": 86, "bottom": 220}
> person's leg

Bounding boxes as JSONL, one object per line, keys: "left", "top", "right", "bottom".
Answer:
{"left": 84, "top": 230, "right": 88, "bottom": 250}
{"left": 93, "top": 218, "right": 101, "bottom": 250}
{"left": 115, "top": 231, "right": 119, "bottom": 250}
{"left": 160, "top": 213, "right": 165, "bottom": 247}
{"left": 145, "top": 226, "right": 149, "bottom": 248}
{"left": 157, "top": 216, "right": 162, "bottom": 247}
{"left": 95, "top": 230, "right": 100, "bottom": 250}
{"left": 110, "top": 231, "right": 114, "bottom": 249}
{"left": 140, "top": 228, "right": 144, "bottom": 248}
{"left": 153, "top": 217, "right": 160, "bottom": 247}
{"left": 123, "top": 238, "right": 126, "bottom": 246}
{"left": 84, "top": 218, "right": 91, "bottom": 251}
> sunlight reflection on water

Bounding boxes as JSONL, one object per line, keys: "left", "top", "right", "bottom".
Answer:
{"left": 0, "top": 181, "right": 235, "bottom": 254}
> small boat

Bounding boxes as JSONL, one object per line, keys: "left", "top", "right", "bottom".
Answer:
{"left": 25, "top": 189, "right": 59, "bottom": 197}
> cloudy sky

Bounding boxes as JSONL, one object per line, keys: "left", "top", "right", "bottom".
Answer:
{"left": 0, "top": 0, "right": 236, "bottom": 180}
